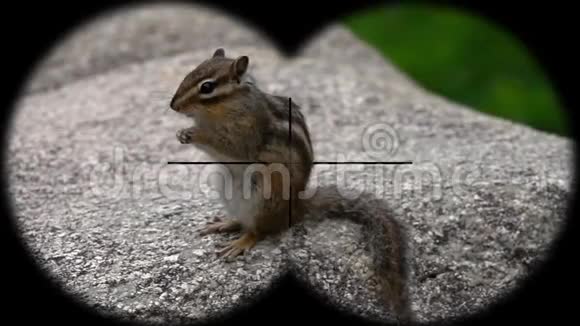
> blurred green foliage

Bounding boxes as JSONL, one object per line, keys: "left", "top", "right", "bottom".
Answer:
{"left": 343, "top": 4, "right": 568, "bottom": 137}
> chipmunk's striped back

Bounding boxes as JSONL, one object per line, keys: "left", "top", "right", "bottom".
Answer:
{"left": 262, "top": 94, "right": 314, "bottom": 168}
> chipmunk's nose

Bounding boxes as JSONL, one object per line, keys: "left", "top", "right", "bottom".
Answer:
{"left": 170, "top": 96, "right": 178, "bottom": 111}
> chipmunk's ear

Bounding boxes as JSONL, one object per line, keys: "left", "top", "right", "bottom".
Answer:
{"left": 213, "top": 48, "right": 225, "bottom": 58}
{"left": 230, "top": 56, "right": 249, "bottom": 80}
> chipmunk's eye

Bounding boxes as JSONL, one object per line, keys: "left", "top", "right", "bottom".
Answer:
{"left": 200, "top": 81, "right": 216, "bottom": 94}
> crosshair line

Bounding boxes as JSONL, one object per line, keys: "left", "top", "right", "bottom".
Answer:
{"left": 167, "top": 161, "right": 414, "bottom": 164}
{"left": 313, "top": 161, "right": 413, "bottom": 164}
{"left": 167, "top": 161, "right": 264, "bottom": 164}
{"left": 167, "top": 97, "right": 413, "bottom": 230}
{"left": 289, "top": 97, "right": 293, "bottom": 228}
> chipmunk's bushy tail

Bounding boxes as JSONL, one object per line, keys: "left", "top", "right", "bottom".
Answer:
{"left": 302, "top": 184, "right": 414, "bottom": 324}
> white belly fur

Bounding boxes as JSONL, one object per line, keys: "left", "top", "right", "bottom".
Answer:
{"left": 204, "top": 154, "right": 263, "bottom": 231}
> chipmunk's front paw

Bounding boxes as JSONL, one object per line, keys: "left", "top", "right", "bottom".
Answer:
{"left": 176, "top": 128, "right": 195, "bottom": 144}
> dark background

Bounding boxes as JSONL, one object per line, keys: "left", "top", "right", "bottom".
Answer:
{"left": 1, "top": 1, "right": 577, "bottom": 326}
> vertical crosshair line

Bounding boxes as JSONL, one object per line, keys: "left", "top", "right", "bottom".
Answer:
{"left": 288, "top": 97, "right": 292, "bottom": 228}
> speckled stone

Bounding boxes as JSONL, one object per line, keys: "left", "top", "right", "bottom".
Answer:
{"left": 6, "top": 3, "right": 573, "bottom": 325}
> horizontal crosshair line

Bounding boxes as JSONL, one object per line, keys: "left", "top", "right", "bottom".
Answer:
{"left": 167, "top": 161, "right": 413, "bottom": 165}
{"left": 313, "top": 161, "right": 413, "bottom": 165}
{"left": 167, "top": 162, "right": 262, "bottom": 164}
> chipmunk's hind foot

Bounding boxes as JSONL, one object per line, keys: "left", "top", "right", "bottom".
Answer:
{"left": 218, "top": 231, "right": 258, "bottom": 259}
{"left": 199, "top": 217, "right": 242, "bottom": 236}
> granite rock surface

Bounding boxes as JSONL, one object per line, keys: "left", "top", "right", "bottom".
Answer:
{"left": 6, "top": 3, "right": 574, "bottom": 324}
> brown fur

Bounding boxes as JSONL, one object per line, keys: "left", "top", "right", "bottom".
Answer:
{"left": 170, "top": 48, "right": 413, "bottom": 323}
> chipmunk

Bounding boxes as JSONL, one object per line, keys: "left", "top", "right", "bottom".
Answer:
{"left": 169, "top": 48, "right": 413, "bottom": 323}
